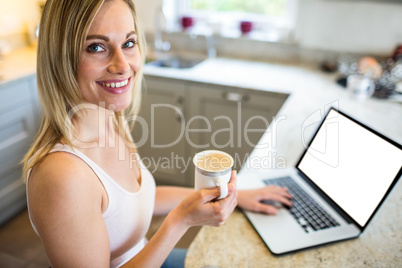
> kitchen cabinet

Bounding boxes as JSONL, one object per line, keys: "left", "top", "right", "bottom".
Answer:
{"left": 133, "top": 75, "right": 288, "bottom": 187}
{"left": 187, "top": 83, "right": 287, "bottom": 174}
{"left": 0, "top": 75, "right": 40, "bottom": 225}
{"left": 133, "top": 76, "right": 188, "bottom": 186}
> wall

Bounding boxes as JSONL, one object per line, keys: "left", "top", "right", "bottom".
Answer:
{"left": 135, "top": 0, "right": 163, "bottom": 34}
{"left": 296, "top": 0, "right": 402, "bottom": 55}
{"left": 0, "top": 0, "right": 41, "bottom": 50}
{"left": 1, "top": 0, "right": 400, "bottom": 56}
{"left": 136, "top": 0, "right": 402, "bottom": 56}
{"left": 0, "top": 0, "right": 40, "bottom": 36}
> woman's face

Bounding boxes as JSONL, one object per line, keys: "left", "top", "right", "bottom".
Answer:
{"left": 77, "top": 0, "right": 141, "bottom": 111}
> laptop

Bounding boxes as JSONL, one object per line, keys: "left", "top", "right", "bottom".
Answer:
{"left": 242, "top": 107, "right": 402, "bottom": 255}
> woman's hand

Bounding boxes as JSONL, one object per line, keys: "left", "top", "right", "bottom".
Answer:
{"left": 170, "top": 171, "right": 238, "bottom": 229}
{"left": 237, "top": 186, "right": 292, "bottom": 215}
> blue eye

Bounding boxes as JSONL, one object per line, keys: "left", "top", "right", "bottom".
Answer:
{"left": 87, "top": 44, "right": 105, "bottom": 53}
{"left": 123, "top": 40, "right": 137, "bottom": 48}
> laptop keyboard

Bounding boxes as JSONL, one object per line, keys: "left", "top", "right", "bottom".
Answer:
{"left": 263, "top": 176, "right": 340, "bottom": 233}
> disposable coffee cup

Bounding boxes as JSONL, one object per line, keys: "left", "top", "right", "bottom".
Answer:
{"left": 193, "top": 150, "right": 234, "bottom": 199}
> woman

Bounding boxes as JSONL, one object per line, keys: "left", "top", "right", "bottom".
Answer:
{"left": 23, "top": 0, "right": 291, "bottom": 267}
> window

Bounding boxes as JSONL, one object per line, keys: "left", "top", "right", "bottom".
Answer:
{"left": 172, "top": 0, "right": 298, "bottom": 42}
{"left": 190, "top": 0, "right": 288, "bottom": 17}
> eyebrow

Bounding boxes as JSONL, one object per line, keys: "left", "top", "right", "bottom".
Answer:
{"left": 86, "top": 31, "right": 137, "bottom": 42}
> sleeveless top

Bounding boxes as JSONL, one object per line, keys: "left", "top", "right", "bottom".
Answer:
{"left": 26, "top": 144, "right": 156, "bottom": 268}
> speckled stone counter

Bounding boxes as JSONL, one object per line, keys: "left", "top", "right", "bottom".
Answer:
{"left": 185, "top": 195, "right": 401, "bottom": 268}
{"left": 175, "top": 58, "right": 402, "bottom": 267}
{"left": 187, "top": 168, "right": 401, "bottom": 268}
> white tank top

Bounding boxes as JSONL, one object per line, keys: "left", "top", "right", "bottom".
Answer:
{"left": 26, "top": 144, "right": 156, "bottom": 268}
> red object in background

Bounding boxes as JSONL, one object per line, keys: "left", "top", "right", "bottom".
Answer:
{"left": 240, "top": 21, "right": 253, "bottom": 34}
{"left": 392, "top": 44, "right": 402, "bottom": 61}
{"left": 181, "top": 16, "right": 194, "bottom": 29}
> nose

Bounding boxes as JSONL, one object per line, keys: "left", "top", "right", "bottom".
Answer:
{"left": 107, "top": 48, "right": 130, "bottom": 74}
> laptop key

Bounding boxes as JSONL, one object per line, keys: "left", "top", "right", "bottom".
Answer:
{"left": 263, "top": 177, "right": 340, "bottom": 232}
{"left": 298, "top": 217, "right": 307, "bottom": 226}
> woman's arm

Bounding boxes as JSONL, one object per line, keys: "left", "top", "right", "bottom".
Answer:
{"left": 154, "top": 175, "right": 293, "bottom": 216}
{"left": 153, "top": 186, "right": 194, "bottom": 216}
{"left": 123, "top": 171, "right": 237, "bottom": 268}
{"left": 30, "top": 154, "right": 237, "bottom": 268}
{"left": 28, "top": 153, "right": 111, "bottom": 267}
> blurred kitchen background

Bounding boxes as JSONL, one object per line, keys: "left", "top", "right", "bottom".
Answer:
{"left": 1, "top": 0, "right": 402, "bottom": 97}
{"left": 0, "top": 0, "right": 402, "bottom": 59}
{"left": 0, "top": 0, "right": 402, "bottom": 267}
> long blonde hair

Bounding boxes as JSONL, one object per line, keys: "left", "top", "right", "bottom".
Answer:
{"left": 22, "top": 0, "right": 146, "bottom": 180}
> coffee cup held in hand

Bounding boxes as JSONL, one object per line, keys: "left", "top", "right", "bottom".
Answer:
{"left": 193, "top": 150, "right": 234, "bottom": 199}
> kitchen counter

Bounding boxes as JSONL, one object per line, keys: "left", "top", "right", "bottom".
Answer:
{"left": 0, "top": 46, "right": 37, "bottom": 86}
{"left": 144, "top": 57, "right": 319, "bottom": 95}
{"left": 145, "top": 58, "right": 402, "bottom": 267}
{"left": 158, "top": 59, "right": 401, "bottom": 267}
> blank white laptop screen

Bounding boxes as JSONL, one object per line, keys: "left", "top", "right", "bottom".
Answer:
{"left": 298, "top": 110, "right": 402, "bottom": 227}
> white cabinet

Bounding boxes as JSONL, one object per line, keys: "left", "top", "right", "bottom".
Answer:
{"left": 133, "top": 75, "right": 288, "bottom": 186}
{"left": 0, "top": 75, "right": 40, "bottom": 225}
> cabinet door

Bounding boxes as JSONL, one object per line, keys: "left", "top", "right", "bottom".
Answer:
{"left": 188, "top": 83, "right": 287, "bottom": 175}
{"left": 132, "top": 76, "right": 188, "bottom": 186}
{"left": 0, "top": 76, "right": 39, "bottom": 225}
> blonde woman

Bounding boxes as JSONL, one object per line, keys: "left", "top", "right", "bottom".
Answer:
{"left": 24, "top": 0, "right": 291, "bottom": 267}
{"left": 23, "top": 0, "right": 237, "bottom": 267}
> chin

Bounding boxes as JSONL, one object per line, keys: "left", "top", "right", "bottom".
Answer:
{"left": 107, "top": 98, "right": 132, "bottom": 113}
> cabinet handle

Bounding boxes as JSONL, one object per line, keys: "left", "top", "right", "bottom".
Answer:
{"left": 223, "top": 92, "right": 249, "bottom": 102}
{"left": 177, "top": 96, "right": 184, "bottom": 104}
{"left": 176, "top": 96, "right": 184, "bottom": 122}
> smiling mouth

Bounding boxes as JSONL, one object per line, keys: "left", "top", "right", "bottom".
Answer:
{"left": 98, "top": 78, "right": 129, "bottom": 88}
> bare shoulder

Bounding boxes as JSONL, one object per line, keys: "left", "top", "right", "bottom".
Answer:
{"left": 28, "top": 151, "right": 104, "bottom": 228}
{"left": 29, "top": 151, "right": 100, "bottom": 198}
{"left": 28, "top": 151, "right": 110, "bottom": 266}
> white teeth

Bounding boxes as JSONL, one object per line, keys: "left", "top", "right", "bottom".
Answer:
{"left": 100, "top": 79, "right": 129, "bottom": 88}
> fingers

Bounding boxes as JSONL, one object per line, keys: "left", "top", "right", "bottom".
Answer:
{"left": 279, "top": 187, "right": 293, "bottom": 199}
{"left": 210, "top": 172, "right": 238, "bottom": 226}
{"left": 198, "top": 187, "right": 222, "bottom": 203}
{"left": 212, "top": 194, "right": 237, "bottom": 227}
{"left": 192, "top": 171, "right": 238, "bottom": 227}
{"left": 229, "top": 170, "right": 237, "bottom": 184}
{"left": 268, "top": 193, "right": 292, "bottom": 207}
{"left": 255, "top": 202, "right": 278, "bottom": 215}
{"left": 261, "top": 186, "right": 293, "bottom": 206}
{"left": 218, "top": 185, "right": 238, "bottom": 226}
{"left": 227, "top": 170, "right": 237, "bottom": 195}
{"left": 266, "top": 186, "right": 292, "bottom": 198}
{"left": 199, "top": 170, "right": 237, "bottom": 203}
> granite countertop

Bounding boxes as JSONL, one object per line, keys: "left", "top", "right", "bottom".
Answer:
{"left": 185, "top": 198, "right": 401, "bottom": 267}
{"left": 145, "top": 57, "right": 402, "bottom": 267}
{"left": 173, "top": 58, "right": 402, "bottom": 267}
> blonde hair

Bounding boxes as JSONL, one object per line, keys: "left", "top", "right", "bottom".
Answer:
{"left": 22, "top": 0, "right": 146, "bottom": 180}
